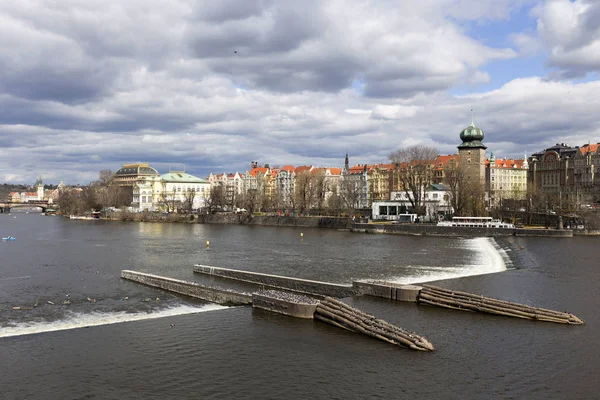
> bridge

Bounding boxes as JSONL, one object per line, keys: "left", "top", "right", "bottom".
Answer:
{"left": 0, "top": 201, "right": 54, "bottom": 213}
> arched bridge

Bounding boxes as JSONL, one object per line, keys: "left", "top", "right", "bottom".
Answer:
{"left": 0, "top": 201, "right": 54, "bottom": 213}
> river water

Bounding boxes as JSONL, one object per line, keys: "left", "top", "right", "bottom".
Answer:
{"left": 0, "top": 213, "right": 597, "bottom": 399}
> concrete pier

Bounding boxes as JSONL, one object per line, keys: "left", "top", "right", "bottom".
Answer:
{"left": 121, "top": 270, "right": 252, "bottom": 305}
{"left": 194, "top": 265, "right": 357, "bottom": 297}
{"left": 352, "top": 281, "right": 422, "bottom": 301}
{"left": 252, "top": 290, "right": 319, "bottom": 319}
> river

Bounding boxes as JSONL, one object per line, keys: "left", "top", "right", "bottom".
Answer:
{"left": 0, "top": 212, "right": 598, "bottom": 399}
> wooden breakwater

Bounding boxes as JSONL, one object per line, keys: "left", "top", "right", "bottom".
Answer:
{"left": 418, "top": 285, "right": 584, "bottom": 325}
{"left": 315, "top": 297, "right": 434, "bottom": 351}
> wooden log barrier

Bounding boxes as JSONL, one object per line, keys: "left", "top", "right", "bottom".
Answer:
{"left": 314, "top": 297, "right": 434, "bottom": 351}
{"left": 418, "top": 285, "right": 584, "bottom": 325}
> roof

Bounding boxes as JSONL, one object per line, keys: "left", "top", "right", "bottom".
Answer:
{"left": 248, "top": 167, "right": 269, "bottom": 177}
{"left": 486, "top": 158, "right": 526, "bottom": 169}
{"left": 434, "top": 154, "right": 459, "bottom": 168}
{"left": 115, "top": 163, "right": 159, "bottom": 177}
{"left": 329, "top": 167, "right": 342, "bottom": 175}
{"left": 160, "top": 171, "right": 207, "bottom": 183}
{"left": 349, "top": 165, "right": 366, "bottom": 174}
{"left": 281, "top": 165, "right": 295, "bottom": 172}
{"left": 295, "top": 166, "right": 313, "bottom": 174}
{"left": 580, "top": 143, "right": 599, "bottom": 154}
{"left": 429, "top": 183, "right": 448, "bottom": 191}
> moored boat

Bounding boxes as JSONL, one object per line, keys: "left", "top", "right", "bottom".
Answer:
{"left": 438, "top": 217, "right": 514, "bottom": 228}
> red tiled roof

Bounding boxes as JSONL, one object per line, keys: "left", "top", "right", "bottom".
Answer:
{"left": 328, "top": 168, "right": 342, "bottom": 175}
{"left": 295, "top": 166, "right": 312, "bottom": 174}
{"left": 281, "top": 165, "right": 295, "bottom": 172}
{"left": 248, "top": 167, "right": 269, "bottom": 177}
{"left": 580, "top": 144, "right": 599, "bottom": 154}
{"left": 486, "top": 158, "right": 526, "bottom": 168}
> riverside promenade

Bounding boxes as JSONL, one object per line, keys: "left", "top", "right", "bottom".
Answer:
{"left": 197, "top": 214, "right": 573, "bottom": 238}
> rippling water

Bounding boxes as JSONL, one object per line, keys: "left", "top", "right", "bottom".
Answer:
{"left": 0, "top": 212, "right": 597, "bottom": 399}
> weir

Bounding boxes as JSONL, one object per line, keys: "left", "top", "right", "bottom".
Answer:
{"left": 192, "top": 265, "right": 584, "bottom": 325}
{"left": 121, "top": 269, "right": 433, "bottom": 350}
{"left": 121, "top": 265, "right": 584, "bottom": 352}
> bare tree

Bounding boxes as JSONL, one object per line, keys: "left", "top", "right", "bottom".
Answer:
{"left": 239, "top": 188, "right": 261, "bottom": 216}
{"left": 444, "top": 162, "right": 467, "bottom": 216}
{"left": 294, "top": 171, "right": 314, "bottom": 215}
{"left": 389, "top": 145, "right": 438, "bottom": 214}
{"left": 327, "top": 186, "right": 342, "bottom": 215}
{"left": 339, "top": 177, "right": 363, "bottom": 217}
{"left": 181, "top": 189, "right": 196, "bottom": 215}
{"left": 203, "top": 185, "right": 225, "bottom": 214}
{"left": 312, "top": 170, "right": 327, "bottom": 214}
{"left": 159, "top": 189, "right": 179, "bottom": 213}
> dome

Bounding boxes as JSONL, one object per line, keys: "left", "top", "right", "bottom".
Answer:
{"left": 458, "top": 119, "right": 487, "bottom": 150}
{"left": 115, "top": 163, "right": 159, "bottom": 176}
{"left": 460, "top": 121, "right": 484, "bottom": 143}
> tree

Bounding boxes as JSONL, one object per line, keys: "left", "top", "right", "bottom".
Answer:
{"left": 312, "top": 170, "right": 327, "bottom": 214}
{"left": 203, "top": 185, "right": 225, "bottom": 214}
{"left": 444, "top": 162, "right": 467, "bottom": 216}
{"left": 159, "top": 189, "right": 179, "bottom": 213}
{"left": 327, "top": 186, "right": 342, "bottom": 215}
{"left": 389, "top": 145, "right": 438, "bottom": 213}
{"left": 294, "top": 171, "right": 314, "bottom": 215}
{"left": 181, "top": 189, "right": 196, "bottom": 215}
{"left": 339, "top": 176, "right": 363, "bottom": 216}
{"left": 239, "top": 188, "right": 261, "bottom": 216}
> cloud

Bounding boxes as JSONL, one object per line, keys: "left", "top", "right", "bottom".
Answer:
{"left": 533, "top": 0, "right": 600, "bottom": 76}
{"left": 0, "top": 0, "right": 599, "bottom": 185}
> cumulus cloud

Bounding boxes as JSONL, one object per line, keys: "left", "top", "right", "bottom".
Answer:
{"left": 533, "top": 0, "right": 600, "bottom": 76}
{"left": 0, "top": 0, "right": 599, "bottom": 184}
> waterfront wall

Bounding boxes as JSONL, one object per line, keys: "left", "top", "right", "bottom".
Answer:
{"left": 194, "top": 265, "right": 357, "bottom": 297}
{"left": 121, "top": 270, "right": 252, "bottom": 305}
{"left": 351, "top": 223, "right": 573, "bottom": 238}
{"left": 197, "top": 214, "right": 352, "bottom": 229}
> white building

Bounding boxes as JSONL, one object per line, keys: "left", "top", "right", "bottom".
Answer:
{"left": 160, "top": 171, "right": 211, "bottom": 211}
{"left": 390, "top": 184, "right": 453, "bottom": 222}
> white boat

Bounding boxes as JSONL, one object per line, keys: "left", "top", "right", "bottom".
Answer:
{"left": 2, "top": 236, "right": 16, "bottom": 241}
{"left": 438, "top": 217, "right": 514, "bottom": 228}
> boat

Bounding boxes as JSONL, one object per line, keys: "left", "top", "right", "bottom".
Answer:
{"left": 438, "top": 217, "right": 514, "bottom": 228}
{"left": 2, "top": 236, "right": 16, "bottom": 241}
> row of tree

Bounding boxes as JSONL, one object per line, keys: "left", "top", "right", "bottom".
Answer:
{"left": 204, "top": 170, "right": 366, "bottom": 216}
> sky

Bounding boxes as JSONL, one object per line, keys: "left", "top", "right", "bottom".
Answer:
{"left": 1, "top": 0, "right": 600, "bottom": 184}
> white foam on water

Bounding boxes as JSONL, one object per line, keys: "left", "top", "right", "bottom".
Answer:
{"left": 387, "top": 237, "right": 512, "bottom": 285}
{"left": 0, "top": 303, "right": 227, "bottom": 338}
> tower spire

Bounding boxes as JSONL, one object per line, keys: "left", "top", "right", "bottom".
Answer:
{"left": 470, "top": 108, "right": 475, "bottom": 127}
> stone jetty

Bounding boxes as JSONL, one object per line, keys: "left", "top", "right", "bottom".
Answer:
{"left": 315, "top": 297, "right": 434, "bottom": 351}
{"left": 418, "top": 285, "right": 584, "bottom": 325}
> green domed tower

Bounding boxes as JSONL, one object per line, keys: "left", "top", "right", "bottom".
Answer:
{"left": 458, "top": 114, "right": 487, "bottom": 185}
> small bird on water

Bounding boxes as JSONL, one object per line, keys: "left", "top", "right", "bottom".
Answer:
{"left": 170, "top": 324, "right": 175, "bottom": 329}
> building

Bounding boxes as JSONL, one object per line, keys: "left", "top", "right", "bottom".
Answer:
{"left": 159, "top": 171, "right": 211, "bottom": 211}
{"left": 114, "top": 163, "right": 160, "bottom": 187}
{"left": 486, "top": 153, "right": 528, "bottom": 206}
{"left": 390, "top": 184, "right": 452, "bottom": 221}
{"left": 457, "top": 118, "right": 487, "bottom": 185}
{"left": 367, "top": 164, "right": 394, "bottom": 204}
{"left": 529, "top": 142, "right": 600, "bottom": 209}
{"left": 9, "top": 178, "right": 45, "bottom": 203}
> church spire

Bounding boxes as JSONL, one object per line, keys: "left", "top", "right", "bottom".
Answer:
{"left": 344, "top": 152, "right": 349, "bottom": 172}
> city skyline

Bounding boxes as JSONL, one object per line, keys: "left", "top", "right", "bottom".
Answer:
{"left": 1, "top": 1, "right": 599, "bottom": 184}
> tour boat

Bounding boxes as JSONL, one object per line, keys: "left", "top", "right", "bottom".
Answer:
{"left": 438, "top": 217, "right": 514, "bottom": 228}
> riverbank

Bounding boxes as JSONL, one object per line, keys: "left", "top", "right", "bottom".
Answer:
{"left": 71, "top": 211, "right": 599, "bottom": 237}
